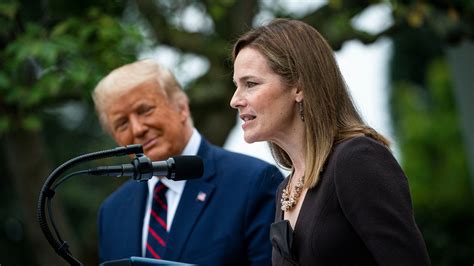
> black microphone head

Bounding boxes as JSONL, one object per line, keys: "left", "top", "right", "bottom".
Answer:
{"left": 170, "top": 156, "right": 204, "bottom": 181}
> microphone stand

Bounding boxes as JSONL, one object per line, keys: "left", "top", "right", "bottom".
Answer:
{"left": 37, "top": 144, "right": 144, "bottom": 265}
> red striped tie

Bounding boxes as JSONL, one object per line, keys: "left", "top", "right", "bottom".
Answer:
{"left": 145, "top": 181, "right": 168, "bottom": 259}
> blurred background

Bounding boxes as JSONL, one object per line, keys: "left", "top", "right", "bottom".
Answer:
{"left": 0, "top": 0, "right": 473, "bottom": 265}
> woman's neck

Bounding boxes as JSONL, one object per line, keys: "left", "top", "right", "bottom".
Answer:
{"left": 274, "top": 128, "right": 306, "bottom": 177}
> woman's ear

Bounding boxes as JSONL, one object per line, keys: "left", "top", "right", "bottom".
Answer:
{"left": 295, "top": 86, "right": 304, "bottom": 102}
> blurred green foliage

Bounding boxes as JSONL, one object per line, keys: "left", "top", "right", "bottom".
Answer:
{"left": 0, "top": 0, "right": 143, "bottom": 265}
{"left": 0, "top": 2, "right": 142, "bottom": 132}
{"left": 389, "top": 17, "right": 473, "bottom": 264}
{"left": 393, "top": 61, "right": 471, "bottom": 207}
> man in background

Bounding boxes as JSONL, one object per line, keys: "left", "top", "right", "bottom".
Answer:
{"left": 92, "top": 59, "right": 283, "bottom": 265}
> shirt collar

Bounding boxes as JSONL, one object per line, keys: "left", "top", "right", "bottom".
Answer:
{"left": 181, "top": 128, "right": 201, "bottom": 156}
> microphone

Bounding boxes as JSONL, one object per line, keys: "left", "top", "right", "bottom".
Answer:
{"left": 88, "top": 155, "right": 204, "bottom": 181}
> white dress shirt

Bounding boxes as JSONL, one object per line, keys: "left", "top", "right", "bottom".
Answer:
{"left": 141, "top": 129, "right": 202, "bottom": 256}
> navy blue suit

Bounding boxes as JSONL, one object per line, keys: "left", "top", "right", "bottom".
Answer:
{"left": 98, "top": 138, "right": 283, "bottom": 265}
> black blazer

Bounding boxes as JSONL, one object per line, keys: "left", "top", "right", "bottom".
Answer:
{"left": 271, "top": 136, "right": 431, "bottom": 266}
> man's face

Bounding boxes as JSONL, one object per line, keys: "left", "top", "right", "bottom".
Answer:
{"left": 104, "top": 80, "right": 189, "bottom": 161}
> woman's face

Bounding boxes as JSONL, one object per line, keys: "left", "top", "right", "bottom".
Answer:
{"left": 230, "top": 47, "right": 301, "bottom": 144}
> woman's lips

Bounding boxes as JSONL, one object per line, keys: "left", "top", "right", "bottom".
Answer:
{"left": 240, "top": 114, "right": 256, "bottom": 122}
{"left": 240, "top": 114, "right": 256, "bottom": 130}
{"left": 241, "top": 116, "right": 256, "bottom": 130}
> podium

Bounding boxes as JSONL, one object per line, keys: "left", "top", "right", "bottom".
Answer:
{"left": 101, "top": 256, "right": 196, "bottom": 266}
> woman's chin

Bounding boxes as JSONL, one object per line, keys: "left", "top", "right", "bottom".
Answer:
{"left": 243, "top": 134, "right": 255, "bottom": 144}
{"left": 244, "top": 133, "right": 263, "bottom": 144}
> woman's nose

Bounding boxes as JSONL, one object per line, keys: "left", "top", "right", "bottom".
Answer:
{"left": 230, "top": 88, "right": 245, "bottom": 109}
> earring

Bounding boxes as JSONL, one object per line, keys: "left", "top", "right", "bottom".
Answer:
{"left": 298, "top": 101, "right": 304, "bottom": 122}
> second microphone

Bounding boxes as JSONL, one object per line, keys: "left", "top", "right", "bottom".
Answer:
{"left": 88, "top": 155, "right": 204, "bottom": 181}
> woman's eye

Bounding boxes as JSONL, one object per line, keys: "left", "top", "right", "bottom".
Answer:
{"left": 246, "top": 81, "right": 258, "bottom": 88}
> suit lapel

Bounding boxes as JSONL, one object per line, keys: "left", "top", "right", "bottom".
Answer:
{"left": 164, "top": 139, "right": 216, "bottom": 261}
{"left": 121, "top": 181, "right": 148, "bottom": 256}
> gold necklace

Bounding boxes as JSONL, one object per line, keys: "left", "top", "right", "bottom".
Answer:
{"left": 281, "top": 175, "right": 305, "bottom": 212}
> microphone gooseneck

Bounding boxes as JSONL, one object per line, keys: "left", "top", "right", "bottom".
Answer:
{"left": 37, "top": 144, "right": 145, "bottom": 265}
{"left": 37, "top": 145, "right": 205, "bottom": 265}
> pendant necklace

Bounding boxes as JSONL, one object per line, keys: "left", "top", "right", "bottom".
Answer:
{"left": 281, "top": 174, "right": 305, "bottom": 212}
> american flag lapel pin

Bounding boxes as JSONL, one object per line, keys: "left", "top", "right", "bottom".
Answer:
{"left": 196, "top": 191, "right": 206, "bottom": 202}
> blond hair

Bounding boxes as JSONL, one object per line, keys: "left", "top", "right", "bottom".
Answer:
{"left": 92, "top": 59, "right": 188, "bottom": 132}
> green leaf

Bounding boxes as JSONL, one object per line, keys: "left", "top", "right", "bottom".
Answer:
{"left": 0, "top": 115, "right": 10, "bottom": 133}
{"left": 0, "top": 2, "right": 19, "bottom": 19}
{"left": 21, "top": 115, "right": 41, "bottom": 131}
{"left": 0, "top": 72, "right": 10, "bottom": 90}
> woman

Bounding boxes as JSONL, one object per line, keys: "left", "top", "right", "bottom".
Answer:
{"left": 230, "top": 19, "right": 431, "bottom": 265}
